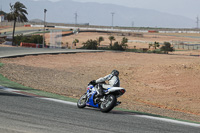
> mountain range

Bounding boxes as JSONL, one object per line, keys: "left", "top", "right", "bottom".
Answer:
{"left": 2, "top": 0, "right": 196, "bottom": 28}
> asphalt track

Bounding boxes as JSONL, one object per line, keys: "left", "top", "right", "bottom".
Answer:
{"left": 0, "top": 47, "right": 200, "bottom": 133}
{"left": 0, "top": 47, "right": 104, "bottom": 58}
{"left": 0, "top": 88, "right": 200, "bottom": 133}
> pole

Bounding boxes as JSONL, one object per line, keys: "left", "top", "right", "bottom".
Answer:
{"left": 197, "top": 16, "right": 199, "bottom": 29}
{"left": 75, "top": 12, "right": 77, "bottom": 27}
{"left": 43, "top": 9, "right": 47, "bottom": 48}
{"left": 111, "top": 12, "right": 115, "bottom": 29}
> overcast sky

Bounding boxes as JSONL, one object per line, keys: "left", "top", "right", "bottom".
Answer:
{"left": 72, "top": 0, "right": 200, "bottom": 20}
{"left": 2, "top": 0, "right": 200, "bottom": 20}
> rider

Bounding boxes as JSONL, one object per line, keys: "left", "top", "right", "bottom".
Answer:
{"left": 90, "top": 70, "right": 120, "bottom": 97}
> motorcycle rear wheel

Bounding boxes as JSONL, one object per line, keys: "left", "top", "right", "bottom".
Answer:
{"left": 100, "top": 94, "right": 116, "bottom": 113}
{"left": 77, "top": 94, "right": 87, "bottom": 108}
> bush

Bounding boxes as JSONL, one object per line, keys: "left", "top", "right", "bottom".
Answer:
{"left": 14, "top": 34, "right": 43, "bottom": 46}
{"left": 80, "top": 37, "right": 128, "bottom": 51}
{"left": 126, "top": 49, "right": 143, "bottom": 53}
{"left": 111, "top": 42, "right": 124, "bottom": 51}
{"left": 148, "top": 49, "right": 162, "bottom": 54}
{"left": 81, "top": 39, "right": 98, "bottom": 50}
{"left": 29, "top": 35, "right": 43, "bottom": 44}
{"left": 160, "top": 42, "right": 174, "bottom": 54}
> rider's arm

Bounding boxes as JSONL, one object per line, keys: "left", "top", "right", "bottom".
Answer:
{"left": 96, "top": 74, "right": 112, "bottom": 83}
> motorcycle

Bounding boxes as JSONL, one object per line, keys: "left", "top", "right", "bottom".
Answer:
{"left": 77, "top": 82, "right": 126, "bottom": 113}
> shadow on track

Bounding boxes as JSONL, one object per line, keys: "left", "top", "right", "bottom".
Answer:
{"left": 0, "top": 91, "right": 30, "bottom": 97}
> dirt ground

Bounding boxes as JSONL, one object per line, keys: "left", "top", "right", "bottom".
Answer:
{"left": 1, "top": 27, "right": 200, "bottom": 122}
{"left": 0, "top": 51, "right": 200, "bottom": 122}
{"left": 46, "top": 31, "right": 200, "bottom": 50}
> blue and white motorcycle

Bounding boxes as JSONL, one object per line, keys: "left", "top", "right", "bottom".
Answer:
{"left": 77, "top": 82, "right": 126, "bottom": 113}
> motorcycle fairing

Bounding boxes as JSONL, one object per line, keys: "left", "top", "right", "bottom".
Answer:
{"left": 86, "top": 89, "right": 99, "bottom": 108}
{"left": 107, "top": 87, "right": 124, "bottom": 92}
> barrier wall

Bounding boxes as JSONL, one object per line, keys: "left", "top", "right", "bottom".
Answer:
{"left": 20, "top": 42, "right": 42, "bottom": 48}
{"left": 24, "top": 25, "right": 31, "bottom": 27}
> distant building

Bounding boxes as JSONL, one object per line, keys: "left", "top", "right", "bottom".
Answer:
{"left": 0, "top": 15, "right": 4, "bottom": 22}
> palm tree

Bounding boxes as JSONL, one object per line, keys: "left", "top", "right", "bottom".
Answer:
{"left": 149, "top": 43, "right": 153, "bottom": 49}
{"left": 7, "top": 1, "right": 28, "bottom": 46}
{"left": 153, "top": 41, "right": 160, "bottom": 49}
{"left": 97, "top": 36, "right": 104, "bottom": 46}
{"left": 121, "top": 37, "right": 128, "bottom": 44}
{"left": 108, "top": 36, "right": 115, "bottom": 47}
{"left": 73, "top": 39, "right": 79, "bottom": 46}
{"left": 66, "top": 42, "right": 69, "bottom": 48}
{"left": 121, "top": 37, "right": 128, "bottom": 49}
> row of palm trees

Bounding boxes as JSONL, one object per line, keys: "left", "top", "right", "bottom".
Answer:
{"left": 98, "top": 36, "right": 128, "bottom": 47}
{"left": 97, "top": 36, "right": 116, "bottom": 46}
{"left": 71, "top": 35, "right": 128, "bottom": 48}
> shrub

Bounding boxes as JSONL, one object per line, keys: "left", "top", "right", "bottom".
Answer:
{"left": 160, "top": 42, "right": 174, "bottom": 54}
{"left": 81, "top": 39, "right": 98, "bottom": 49}
{"left": 14, "top": 34, "right": 43, "bottom": 46}
{"left": 111, "top": 42, "right": 124, "bottom": 51}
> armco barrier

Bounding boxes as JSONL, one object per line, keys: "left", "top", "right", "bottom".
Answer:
{"left": 24, "top": 25, "right": 31, "bottom": 27}
{"left": 148, "top": 30, "right": 159, "bottom": 33}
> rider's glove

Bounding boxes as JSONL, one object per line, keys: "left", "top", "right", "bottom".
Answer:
{"left": 90, "top": 80, "right": 96, "bottom": 85}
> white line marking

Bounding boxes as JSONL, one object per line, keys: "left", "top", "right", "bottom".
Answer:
{"left": 135, "top": 114, "right": 200, "bottom": 127}
{"left": 1, "top": 87, "right": 20, "bottom": 92}
{"left": 40, "top": 97, "right": 77, "bottom": 106}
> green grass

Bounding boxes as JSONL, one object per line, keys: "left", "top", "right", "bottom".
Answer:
{"left": 0, "top": 63, "right": 3, "bottom": 67}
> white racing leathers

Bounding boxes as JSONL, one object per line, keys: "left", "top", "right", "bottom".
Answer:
{"left": 95, "top": 74, "right": 120, "bottom": 89}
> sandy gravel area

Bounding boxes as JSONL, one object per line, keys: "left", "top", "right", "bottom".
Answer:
{"left": 0, "top": 51, "right": 200, "bottom": 122}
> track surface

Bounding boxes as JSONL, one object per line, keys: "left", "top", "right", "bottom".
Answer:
{"left": 0, "top": 47, "right": 104, "bottom": 58}
{"left": 0, "top": 89, "right": 199, "bottom": 133}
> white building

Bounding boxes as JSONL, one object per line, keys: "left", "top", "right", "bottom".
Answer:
{"left": 0, "top": 15, "right": 4, "bottom": 22}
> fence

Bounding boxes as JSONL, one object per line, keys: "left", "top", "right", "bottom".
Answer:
{"left": 49, "top": 30, "right": 62, "bottom": 48}
{"left": 173, "top": 44, "right": 200, "bottom": 50}
{"left": 171, "top": 40, "right": 200, "bottom": 50}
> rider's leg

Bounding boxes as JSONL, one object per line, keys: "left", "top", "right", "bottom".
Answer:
{"left": 97, "top": 84, "right": 103, "bottom": 97}
{"left": 97, "top": 84, "right": 112, "bottom": 97}
{"left": 99, "top": 84, "right": 112, "bottom": 96}
{"left": 102, "top": 84, "right": 112, "bottom": 89}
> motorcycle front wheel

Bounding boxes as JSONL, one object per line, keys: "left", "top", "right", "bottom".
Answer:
{"left": 100, "top": 94, "right": 116, "bottom": 113}
{"left": 77, "top": 93, "right": 87, "bottom": 108}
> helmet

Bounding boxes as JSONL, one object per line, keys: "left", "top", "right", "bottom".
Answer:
{"left": 111, "top": 70, "right": 119, "bottom": 76}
